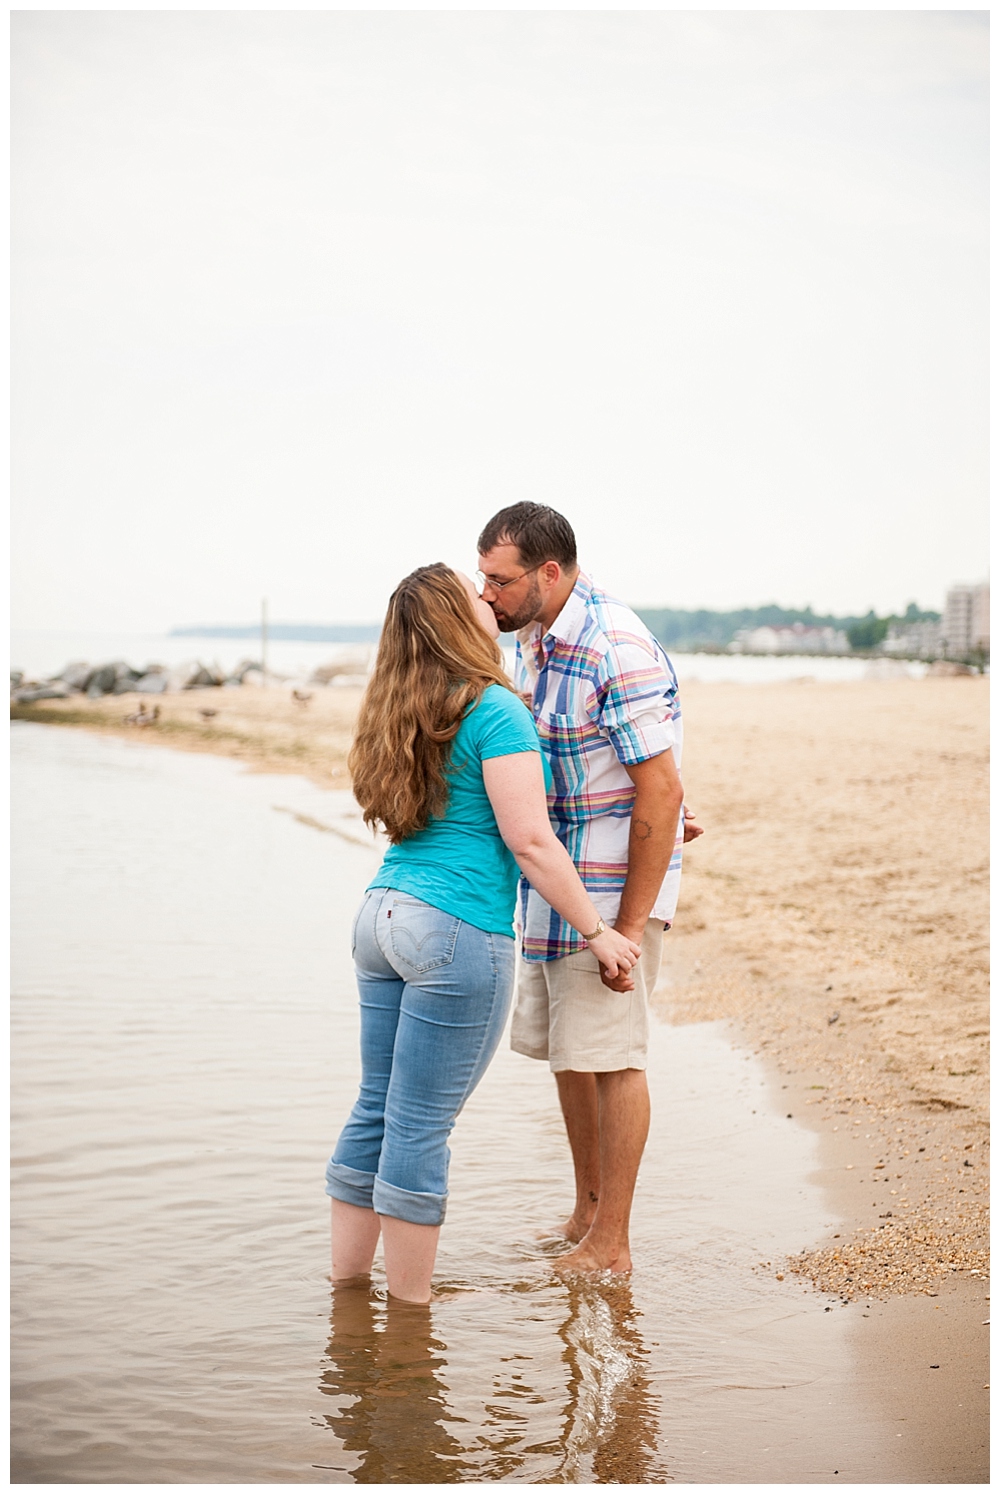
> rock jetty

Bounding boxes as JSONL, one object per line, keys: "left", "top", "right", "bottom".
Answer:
{"left": 10, "top": 652, "right": 371, "bottom": 705}
{"left": 9, "top": 658, "right": 265, "bottom": 705}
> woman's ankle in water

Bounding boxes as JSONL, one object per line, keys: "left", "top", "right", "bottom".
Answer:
{"left": 380, "top": 1214, "right": 441, "bottom": 1304}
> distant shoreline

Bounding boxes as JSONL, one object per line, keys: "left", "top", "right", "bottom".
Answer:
{"left": 171, "top": 623, "right": 380, "bottom": 643}
{"left": 170, "top": 624, "right": 946, "bottom": 662}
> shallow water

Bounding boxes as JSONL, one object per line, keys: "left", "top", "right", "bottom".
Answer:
{"left": 12, "top": 723, "right": 904, "bottom": 1482}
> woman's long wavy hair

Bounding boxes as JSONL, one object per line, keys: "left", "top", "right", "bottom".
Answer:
{"left": 349, "top": 563, "right": 514, "bottom": 843}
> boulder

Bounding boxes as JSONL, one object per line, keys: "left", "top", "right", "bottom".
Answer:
{"left": 53, "top": 661, "right": 91, "bottom": 690}
{"left": 109, "top": 663, "right": 142, "bottom": 695}
{"left": 165, "top": 661, "right": 202, "bottom": 691}
{"left": 13, "top": 682, "right": 75, "bottom": 703}
{"left": 10, "top": 671, "right": 23, "bottom": 691}
{"left": 85, "top": 663, "right": 119, "bottom": 697}
{"left": 311, "top": 660, "right": 351, "bottom": 685}
{"left": 224, "top": 658, "right": 260, "bottom": 685}
{"left": 165, "top": 660, "right": 224, "bottom": 691}
{"left": 134, "top": 673, "right": 169, "bottom": 694}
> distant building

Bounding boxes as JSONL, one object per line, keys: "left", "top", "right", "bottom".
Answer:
{"left": 943, "top": 582, "right": 989, "bottom": 658}
{"left": 883, "top": 620, "right": 944, "bottom": 658}
{"left": 727, "top": 623, "right": 849, "bottom": 655}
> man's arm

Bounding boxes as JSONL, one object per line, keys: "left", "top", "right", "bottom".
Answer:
{"left": 602, "top": 749, "right": 684, "bottom": 991}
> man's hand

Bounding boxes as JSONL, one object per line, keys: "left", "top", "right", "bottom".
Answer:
{"left": 683, "top": 805, "right": 705, "bottom": 842}
{"left": 599, "top": 918, "right": 644, "bottom": 991}
{"left": 600, "top": 963, "right": 636, "bottom": 993}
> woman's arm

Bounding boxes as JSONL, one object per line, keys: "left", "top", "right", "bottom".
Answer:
{"left": 482, "top": 751, "right": 641, "bottom": 979}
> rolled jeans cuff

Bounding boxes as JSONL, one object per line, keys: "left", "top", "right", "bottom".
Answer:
{"left": 373, "top": 1177, "right": 447, "bottom": 1226}
{"left": 325, "top": 1159, "right": 375, "bottom": 1209}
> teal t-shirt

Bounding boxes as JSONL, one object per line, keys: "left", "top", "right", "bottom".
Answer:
{"left": 369, "top": 683, "right": 549, "bottom": 936}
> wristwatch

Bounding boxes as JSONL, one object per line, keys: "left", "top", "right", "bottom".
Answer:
{"left": 581, "top": 918, "right": 606, "bottom": 942}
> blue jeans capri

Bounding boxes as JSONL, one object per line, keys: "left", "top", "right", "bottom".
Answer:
{"left": 326, "top": 887, "right": 515, "bottom": 1227}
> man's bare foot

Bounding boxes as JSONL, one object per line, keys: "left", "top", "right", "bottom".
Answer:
{"left": 550, "top": 1240, "right": 632, "bottom": 1275}
{"left": 536, "top": 1213, "right": 593, "bottom": 1245}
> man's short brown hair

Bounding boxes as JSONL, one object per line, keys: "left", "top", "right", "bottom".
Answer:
{"left": 477, "top": 503, "right": 577, "bottom": 571}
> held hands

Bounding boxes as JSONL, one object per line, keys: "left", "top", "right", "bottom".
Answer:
{"left": 587, "top": 926, "right": 642, "bottom": 983}
{"left": 597, "top": 920, "right": 646, "bottom": 993}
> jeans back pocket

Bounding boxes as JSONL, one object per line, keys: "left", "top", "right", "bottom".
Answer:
{"left": 387, "top": 897, "right": 461, "bottom": 975}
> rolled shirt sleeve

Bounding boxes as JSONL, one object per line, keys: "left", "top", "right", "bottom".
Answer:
{"left": 595, "top": 638, "right": 678, "bottom": 766}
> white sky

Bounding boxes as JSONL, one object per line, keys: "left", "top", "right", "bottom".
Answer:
{"left": 12, "top": 10, "right": 988, "bottom": 631}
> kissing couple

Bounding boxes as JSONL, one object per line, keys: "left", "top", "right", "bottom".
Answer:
{"left": 325, "top": 501, "right": 701, "bottom": 1302}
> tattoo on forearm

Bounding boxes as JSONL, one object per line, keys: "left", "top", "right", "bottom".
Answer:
{"left": 632, "top": 818, "right": 654, "bottom": 840}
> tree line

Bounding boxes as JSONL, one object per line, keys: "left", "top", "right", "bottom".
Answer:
{"left": 635, "top": 602, "right": 941, "bottom": 653}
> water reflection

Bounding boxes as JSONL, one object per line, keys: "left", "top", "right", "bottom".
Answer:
{"left": 554, "top": 1277, "right": 664, "bottom": 1484}
{"left": 318, "top": 1274, "right": 666, "bottom": 1483}
{"left": 319, "top": 1283, "right": 459, "bottom": 1482}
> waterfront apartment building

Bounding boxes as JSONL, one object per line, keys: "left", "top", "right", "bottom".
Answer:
{"left": 943, "top": 582, "right": 990, "bottom": 659}
{"left": 883, "top": 619, "right": 945, "bottom": 657}
{"left": 727, "top": 623, "right": 849, "bottom": 655}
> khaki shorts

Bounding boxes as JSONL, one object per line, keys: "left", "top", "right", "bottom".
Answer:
{"left": 510, "top": 920, "right": 664, "bottom": 1072}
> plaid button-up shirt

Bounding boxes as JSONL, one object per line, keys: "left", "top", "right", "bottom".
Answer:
{"left": 516, "top": 573, "right": 684, "bottom": 962}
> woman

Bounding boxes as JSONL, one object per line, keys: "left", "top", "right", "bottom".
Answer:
{"left": 325, "top": 564, "right": 640, "bottom": 1303}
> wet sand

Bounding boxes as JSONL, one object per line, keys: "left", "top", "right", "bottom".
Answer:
{"left": 11, "top": 675, "right": 990, "bottom": 1477}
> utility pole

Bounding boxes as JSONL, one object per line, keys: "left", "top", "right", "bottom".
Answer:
{"left": 261, "top": 597, "right": 268, "bottom": 684}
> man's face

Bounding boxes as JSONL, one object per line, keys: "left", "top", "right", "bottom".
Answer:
{"left": 476, "top": 543, "right": 545, "bottom": 633}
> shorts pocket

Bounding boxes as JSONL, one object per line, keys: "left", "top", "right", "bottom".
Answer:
{"left": 388, "top": 897, "right": 461, "bottom": 974}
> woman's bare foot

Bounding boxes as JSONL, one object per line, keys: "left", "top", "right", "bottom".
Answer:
{"left": 550, "top": 1239, "right": 632, "bottom": 1275}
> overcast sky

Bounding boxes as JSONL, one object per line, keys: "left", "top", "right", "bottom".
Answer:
{"left": 12, "top": 10, "right": 988, "bottom": 632}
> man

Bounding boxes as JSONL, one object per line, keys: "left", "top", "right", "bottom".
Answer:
{"left": 476, "top": 502, "right": 699, "bottom": 1273}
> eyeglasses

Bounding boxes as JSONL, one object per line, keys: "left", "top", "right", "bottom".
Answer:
{"left": 475, "top": 566, "right": 541, "bottom": 595}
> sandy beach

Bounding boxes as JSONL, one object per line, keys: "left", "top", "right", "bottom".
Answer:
{"left": 12, "top": 678, "right": 988, "bottom": 1206}
{"left": 13, "top": 676, "right": 988, "bottom": 1285}
{"left": 12, "top": 679, "right": 988, "bottom": 1288}
{"left": 12, "top": 674, "right": 989, "bottom": 1477}
{"left": 12, "top": 677, "right": 988, "bottom": 1171}
{"left": 658, "top": 676, "right": 989, "bottom": 1292}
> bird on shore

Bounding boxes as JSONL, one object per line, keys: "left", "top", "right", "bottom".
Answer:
{"left": 199, "top": 707, "right": 218, "bottom": 721}
{"left": 124, "top": 704, "right": 160, "bottom": 727}
{"left": 292, "top": 689, "right": 313, "bottom": 707}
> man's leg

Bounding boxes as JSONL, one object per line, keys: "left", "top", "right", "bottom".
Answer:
{"left": 552, "top": 1070, "right": 600, "bottom": 1241}
{"left": 553, "top": 1067, "right": 650, "bottom": 1273}
{"left": 548, "top": 921, "right": 661, "bottom": 1270}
